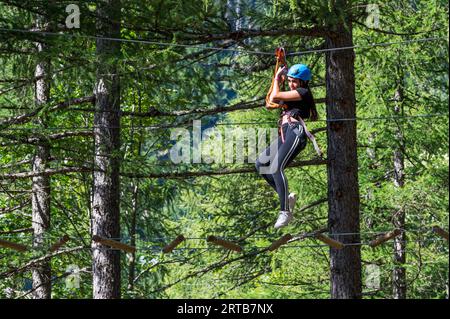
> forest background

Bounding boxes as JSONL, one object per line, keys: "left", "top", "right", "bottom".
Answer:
{"left": 0, "top": 0, "right": 448, "bottom": 299}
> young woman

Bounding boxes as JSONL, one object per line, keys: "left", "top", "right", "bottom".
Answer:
{"left": 255, "top": 64, "right": 319, "bottom": 229}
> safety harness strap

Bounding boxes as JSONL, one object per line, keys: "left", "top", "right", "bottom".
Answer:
{"left": 280, "top": 111, "right": 323, "bottom": 158}
{"left": 297, "top": 117, "right": 323, "bottom": 158}
{"left": 265, "top": 47, "right": 288, "bottom": 110}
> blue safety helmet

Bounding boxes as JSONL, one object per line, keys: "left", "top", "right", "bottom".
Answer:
{"left": 287, "top": 64, "right": 312, "bottom": 81}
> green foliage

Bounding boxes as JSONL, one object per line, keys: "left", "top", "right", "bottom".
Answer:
{"left": 0, "top": 0, "right": 448, "bottom": 299}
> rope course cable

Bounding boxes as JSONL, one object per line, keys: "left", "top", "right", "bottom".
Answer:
{"left": 0, "top": 228, "right": 447, "bottom": 250}
{"left": 0, "top": 230, "right": 446, "bottom": 298}
{"left": 0, "top": 28, "right": 447, "bottom": 57}
{"left": 0, "top": 226, "right": 446, "bottom": 240}
{"left": 0, "top": 239, "right": 446, "bottom": 254}
{"left": 0, "top": 113, "right": 448, "bottom": 133}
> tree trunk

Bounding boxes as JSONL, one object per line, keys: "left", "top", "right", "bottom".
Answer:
{"left": 225, "top": 0, "right": 242, "bottom": 31}
{"left": 31, "top": 13, "right": 51, "bottom": 300}
{"left": 392, "top": 88, "right": 406, "bottom": 299}
{"left": 31, "top": 144, "right": 51, "bottom": 299}
{"left": 92, "top": 0, "right": 122, "bottom": 299}
{"left": 325, "top": 5, "right": 362, "bottom": 299}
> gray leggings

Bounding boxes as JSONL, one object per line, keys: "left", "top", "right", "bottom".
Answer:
{"left": 255, "top": 122, "right": 307, "bottom": 211}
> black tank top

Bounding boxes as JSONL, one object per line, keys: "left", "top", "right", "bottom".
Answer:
{"left": 282, "top": 87, "right": 313, "bottom": 119}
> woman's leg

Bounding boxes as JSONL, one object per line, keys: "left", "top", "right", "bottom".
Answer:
{"left": 255, "top": 135, "right": 282, "bottom": 191}
{"left": 270, "top": 124, "right": 307, "bottom": 211}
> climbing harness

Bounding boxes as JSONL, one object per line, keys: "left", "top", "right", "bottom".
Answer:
{"left": 279, "top": 110, "right": 323, "bottom": 157}
{"left": 266, "top": 47, "right": 323, "bottom": 158}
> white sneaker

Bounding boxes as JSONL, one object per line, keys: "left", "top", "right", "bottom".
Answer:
{"left": 274, "top": 210, "right": 293, "bottom": 229}
{"left": 288, "top": 193, "right": 297, "bottom": 213}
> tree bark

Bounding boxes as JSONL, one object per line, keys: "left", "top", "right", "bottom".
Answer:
{"left": 31, "top": 11, "right": 51, "bottom": 300}
{"left": 92, "top": 0, "right": 122, "bottom": 299}
{"left": 31, "top": 142, "right": 51, "bottom": 299}
{"left": 325, "top": 4, "right": 362, "bottom": 299}
{"left": 225, "top": 0, "right": 243, "bottom": 32}
{"left": 392, "top": 87, "right": 406, "bottom": 299}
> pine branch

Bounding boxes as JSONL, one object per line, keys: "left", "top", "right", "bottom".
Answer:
{"left": 124, "top": 97, "right": 266, "bottom": 117}
{"left": 164, "top": 97, "right": 325, "bottom": 117}
{"left": 1, "top": 0, "right": 49, "bottom": 18}
{"left": 0, "top": 158, "right": 32, "bottom": 169}
{"left": 0, "top": 201, "right": 31, "bottom": 215}
{"left": 0, "top": 131, "right": 94, "bottom": 146}
{"left": 0, "top": 166, "right": 93, "bottom": 180}
{"left": 214, "top": 268, "right": 269, "bottom": 298}
{"left": 148, "top": 246, "right": 272, "bottom": 295}
{"left": 0, "top": 96, "right": 95, "bottom": 129}
{"left": 0, "top": 158, "right": 326, "bottom": 180}
{"left": 0, "top": 246, "right": 85, "bottom": 279}
{"left": 169, "top": 27, "right": 331, "bottom": 43}
{"left": 14, "top": 267, "right": 91, "bottom": 299}
{"left": 352, "top": 19, "right": 444, "bottom": 36}
{"left": 122, "top": 159, "right": 327, "bottom": 180}
{"left": 0, "top": 63, "right": 89, "bottom": 97}
{"left": 56, "top": 97, "right": 324, "bottom": 118}
{"left": 0, "top": 227, "right": 33, "bottom": 235}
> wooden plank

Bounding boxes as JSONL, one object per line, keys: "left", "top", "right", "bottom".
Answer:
{"left": 432, "top": 226, "right": 449, "bottom": 241}
{"left": 162, "top": 235, "right": 185, "bottom": 253}
{"left": 369, "top": 229, "right": 402, "bottom": 247}
{"left": 207, "top": 236, "right": 242, "bottom": 252}
{"left": 49, "top": 235, "right": 70, "bottom": 252}
{"left": 268, "top": 234, "right": 293, "bottom": 251}
{"left": 92, "top": 235, "right": 136, "bottom": 254}
{"left": 315, "top": 233, "right": 344, "bottom": 249}
{"left": 0, "top": 238, "right": 28, "bottom": 252}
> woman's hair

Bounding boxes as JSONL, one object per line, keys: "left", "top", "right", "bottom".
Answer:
{"left": 299, "top": 79, "right": 318, "bottom": 120}
{"left": 299, "top": 80, "right": 309, "bottom": 88}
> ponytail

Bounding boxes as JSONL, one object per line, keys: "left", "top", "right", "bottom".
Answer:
{"left": 299, "top": 80, "right": 318, "bottom": 121}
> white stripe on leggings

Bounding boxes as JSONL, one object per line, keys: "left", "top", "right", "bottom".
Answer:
{"left": 279, "top": 133, "right": 300, "bottom": 210}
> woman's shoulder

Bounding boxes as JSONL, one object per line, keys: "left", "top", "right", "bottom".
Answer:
{"left": 295, "top": 87, "right": 309, "bottom": 96}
